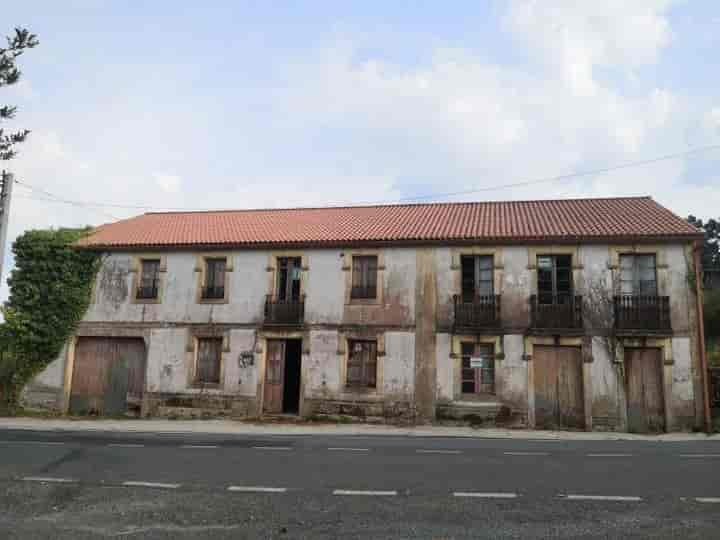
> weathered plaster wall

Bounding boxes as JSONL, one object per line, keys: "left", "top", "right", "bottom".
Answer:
{"left": 589, "top": 338, "right": 622, "bottom": 430}
{"left": 305, "top": 330, "right": 341, "bottom": 397}
{"left": 671, "top": 336, "right": 695, "bottom": 429}
{"left": 498, "top": 335, "right": 528, "bottom": 413}
{"left": 304, "top": 252, "right": 345, "bottom": 324}
{"left": 501, "top": 247, "right": 532, "bottom": 330}
{"left": 383, "top": 331, "right": 415, "bottom": 397}
{"left": 435, "top": 333, "right": 452, "bottom": 402}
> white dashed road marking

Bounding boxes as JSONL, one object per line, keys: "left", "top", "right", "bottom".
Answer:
{"left": 107, "top": 443, "right": 145, "bottom": 448}
{"left": 252, "top": 446, "right": 293, "bottom": 451}
{"left": 23, "top": 476, "right": 75, "bottom": 483}
{"left": 328, "top": 447, "right": 370, "bottom": 452}
{"left": 227, "top": 486, "right": 288, "bottom": 493}
{"left": 416, "top": 449, "right": 462, "bottom": 455}
{"left": 181, "top": 445, "right": 219, "bottom": 449}
{"left": 695, "top": 498, "right": 720, "bottom": 503}
{"left": 454, "top": 492, "right": 518, "bottom": 499}
{"left": 333, "top": 490, "right": 397, "bottom": 496}
{"left": 503, "top": 452, "right": 549, "bottom": 456}
{"left": 678, "top": 454, "right": 720, "bottom": 458}
{"left": 122, "top": 481, "right": 180, "bottom": 489}
{"left": 562, "top": 495, "right": 641, "bottom": 502}
{"left": 586, "top": 454, "right": 632, "bottom": 458}
{"left": 3, "top": 441, "right": 65, "bottom": 446}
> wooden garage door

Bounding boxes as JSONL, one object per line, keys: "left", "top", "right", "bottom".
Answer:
{"left": 70, "top": 338, "right": 147, "bottom": 416}
{"left": 625, "top": 348, "right": 665, "bottom": 433}
{"left": 534, "top": 346, "right": 585, "bottom": 430}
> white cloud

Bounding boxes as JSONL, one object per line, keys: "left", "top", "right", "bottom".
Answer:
{"left": 153, "top": 173, "right": 182, "bottom": 194}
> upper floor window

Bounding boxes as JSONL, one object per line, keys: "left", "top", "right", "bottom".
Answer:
{"left": 202, "top": 258, "right": 226, "bottom": 300}
{"left": 537, "top": 254, "right": 572, "bottom": 304}
{"left": 346, "top": 340, "right": 377, "bottom": 388}
{"left": 620, "top": 254, "right": 657, "bottom": 296}
{"left": 461, "top": 255, "right": 493, "bottom": 301}
{"left": 351, "top": 255, "right": 378, "bottom": 300}
{"left": 136, "top": 259, "right": 160, "bottom": 300}
{"left": 277, "top": 257, "right": 302, "bottom": 302}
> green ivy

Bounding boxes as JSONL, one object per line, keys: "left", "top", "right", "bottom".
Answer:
{"left": 0, "top": 228, "right": 101, "bottom": 410}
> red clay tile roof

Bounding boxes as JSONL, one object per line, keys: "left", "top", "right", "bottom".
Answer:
{"left": 77, "top": 197, "right": 702, "bottom": 249}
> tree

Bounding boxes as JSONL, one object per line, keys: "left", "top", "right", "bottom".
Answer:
{"left": 688, "top": 215, "right": 720, "bottom": 269}
{"left": 1, "top": 27, "right": 38, "bottom": 161}
{"left": 0, "top": 229, "right": 101, "bottom": 411}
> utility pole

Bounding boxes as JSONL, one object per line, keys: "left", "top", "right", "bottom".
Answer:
{"left": 0, "top": 170, "right": 14, "bottom": 282}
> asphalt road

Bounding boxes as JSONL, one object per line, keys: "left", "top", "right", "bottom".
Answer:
{"left": 0, "top": 429, "right": 719, "bottom": 539}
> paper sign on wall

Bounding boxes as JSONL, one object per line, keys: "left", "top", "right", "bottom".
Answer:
{"left": 470, "top": 357, "right": 485, "bottom": 368}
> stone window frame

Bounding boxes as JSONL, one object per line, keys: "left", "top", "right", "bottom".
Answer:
{"left": 194, "top": 253, "right": 234, "bottom": 305}
{"left": 526, "top": 245, "right": 583, "bottom": 296}
{"left": 608, "top": 245, "right": 669, "bottom": 297}
{"left": 342, "top": 249, "right": 385, "bottom": 306}
{"left": 265, "top": 251, "right": 309, "bottom": 300}
{"left": 450, "top": 247, "right": 504, "bottom": 300}
{"left": 449, "top": 334, "right": 504, "bottom": 401}
{"left": 337, "top": 330, "right": 386, "bottom": 396}
{"left": 129, "top": 254, "right": 167, "bottom": 305}
{"left": 186, "top": 328, "right": 231, "bottom": 390}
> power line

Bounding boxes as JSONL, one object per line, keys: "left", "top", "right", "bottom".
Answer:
{"left": 12, "top": 142, "right": 720, "bottom": 214}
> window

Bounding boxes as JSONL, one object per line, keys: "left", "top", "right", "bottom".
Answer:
{"left": 346, "top": 340, "right": 377, "bottom": 388}
{"left": 196, "top": 338, "right": 222, "bottom": 385}
{"left": 137, "top": 259, "right": 160, "bottom": 299}
{"left": 202, "top": 258, "right": 226, "bottom": 300}
{"left": 620, "top": 254, "right": 657, "bottom": 296}
{"left": 537, "top": 254, "right": 572, "bottom": 304}
{"left": 461, "top": 342, "right": 495, "bottom": 395}
{"left": 461, "top": 255, "right": 493, "bottom": 301}
{"left": 351, "top": 255, "right": 378, "bottom": 299}
{"left": 277, "top": 257, "right": 302, "bottom": 302}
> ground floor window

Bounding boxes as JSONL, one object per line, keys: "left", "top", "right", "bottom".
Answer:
{"left": 196, "top": 337, "right": 222, "bottom": 385}
{"left": 347, "top": 340, "right": 377, "bottom": 388}
{"left": 461, "top": 342, "right": 495, "bottom": 395}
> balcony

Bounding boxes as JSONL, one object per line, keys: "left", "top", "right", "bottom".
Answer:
{"left": 453, "top": 295, "right": 501, "bottom": 331}
{"left": 264, "top": 295, "right": 305, "bottom": 326}
{"left": 201, "top": 285, "right": 225, "bottom": 300}
{"left": 530, "top": 294, "right": 583, "bottom": 332}
{"left": 613, "top": 295, "right": 671, "bottom": 333}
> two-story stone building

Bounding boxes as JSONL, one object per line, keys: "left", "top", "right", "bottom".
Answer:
{"left": 26, "top": 197, "right": 708, "bottom": 432}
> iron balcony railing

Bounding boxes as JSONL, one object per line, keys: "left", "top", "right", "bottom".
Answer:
{"left": 453, "top": 294, "right": 501, "bottom": 329}
{"left": 264, "top": 295, "right": 305, "bottom": 326}
{"left": 530, "top": 294, "right": 583, "bottom": 330}
{"left": 136, "top": 281, "right": 159, "bottom": 300}
{"left": 201, "top": 285, "right": 225, "bottom": 300}
{"left": 613, "top": 295, "right": 671, "bottom": 332}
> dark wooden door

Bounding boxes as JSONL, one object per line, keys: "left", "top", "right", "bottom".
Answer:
{"left": 264, "top": 340, "right": 285, "bottom": 414}
{"left": 534, "top": 346, "right": 584, "bottom": 430}
{"left": 625, "top": 348, "right": 665, "bottom": 433}
{"left": 70, "top": 338, "right": 146, "bottom": 415}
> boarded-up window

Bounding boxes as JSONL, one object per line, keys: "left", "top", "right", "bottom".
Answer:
{"left": 620, "top": 254, "right": 657, "bottom": 296}
{"left": 461, "top": 255, "right": 493, "bottom": 301}
{"left": 346, "top": 340, "right": 377, "bottom": 388}
{"left": 202, "top": 258, "right": 226, "bottom": 299}
{"left": 537, "top": 254, "right": 572, "bottom": 304}
{"left": 351, "top": 256, "right": 378, "bottom": 299}
{"left": 460, "top": 342, "right": 495, "bottom": 394}
{"left": 196, "top": 338, "right": 222, "bottom": 384}
{"left": 137, "top": 259, "right": 160, "bottom": 299}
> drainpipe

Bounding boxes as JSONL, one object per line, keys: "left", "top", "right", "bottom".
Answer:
{"left": 694, "top": 242, "right": 711, "bottom": 433}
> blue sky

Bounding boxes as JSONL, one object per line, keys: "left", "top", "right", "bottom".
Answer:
{"left": 2, "top": 1, "right": 720, "bottom": 292}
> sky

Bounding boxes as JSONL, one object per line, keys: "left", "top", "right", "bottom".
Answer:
{"left": 2, "top": 1, "right": 720, "bottom": 298}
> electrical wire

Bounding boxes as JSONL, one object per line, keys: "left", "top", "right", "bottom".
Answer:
{"left": 12, "top": 142, "right": 720, "bottom": 215}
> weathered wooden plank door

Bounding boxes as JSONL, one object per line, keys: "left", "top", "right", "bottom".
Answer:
{"left": 70, "top": 338, "right": 146, "bottom": 416}
{"left": 263, "top": 340, "right": 286, "bottom": 414}
{"left": 625, "top": 348, "right": 665, "bottom": 433}
{"left": 534, "top": 346, "right": 584, "bottom": 430}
